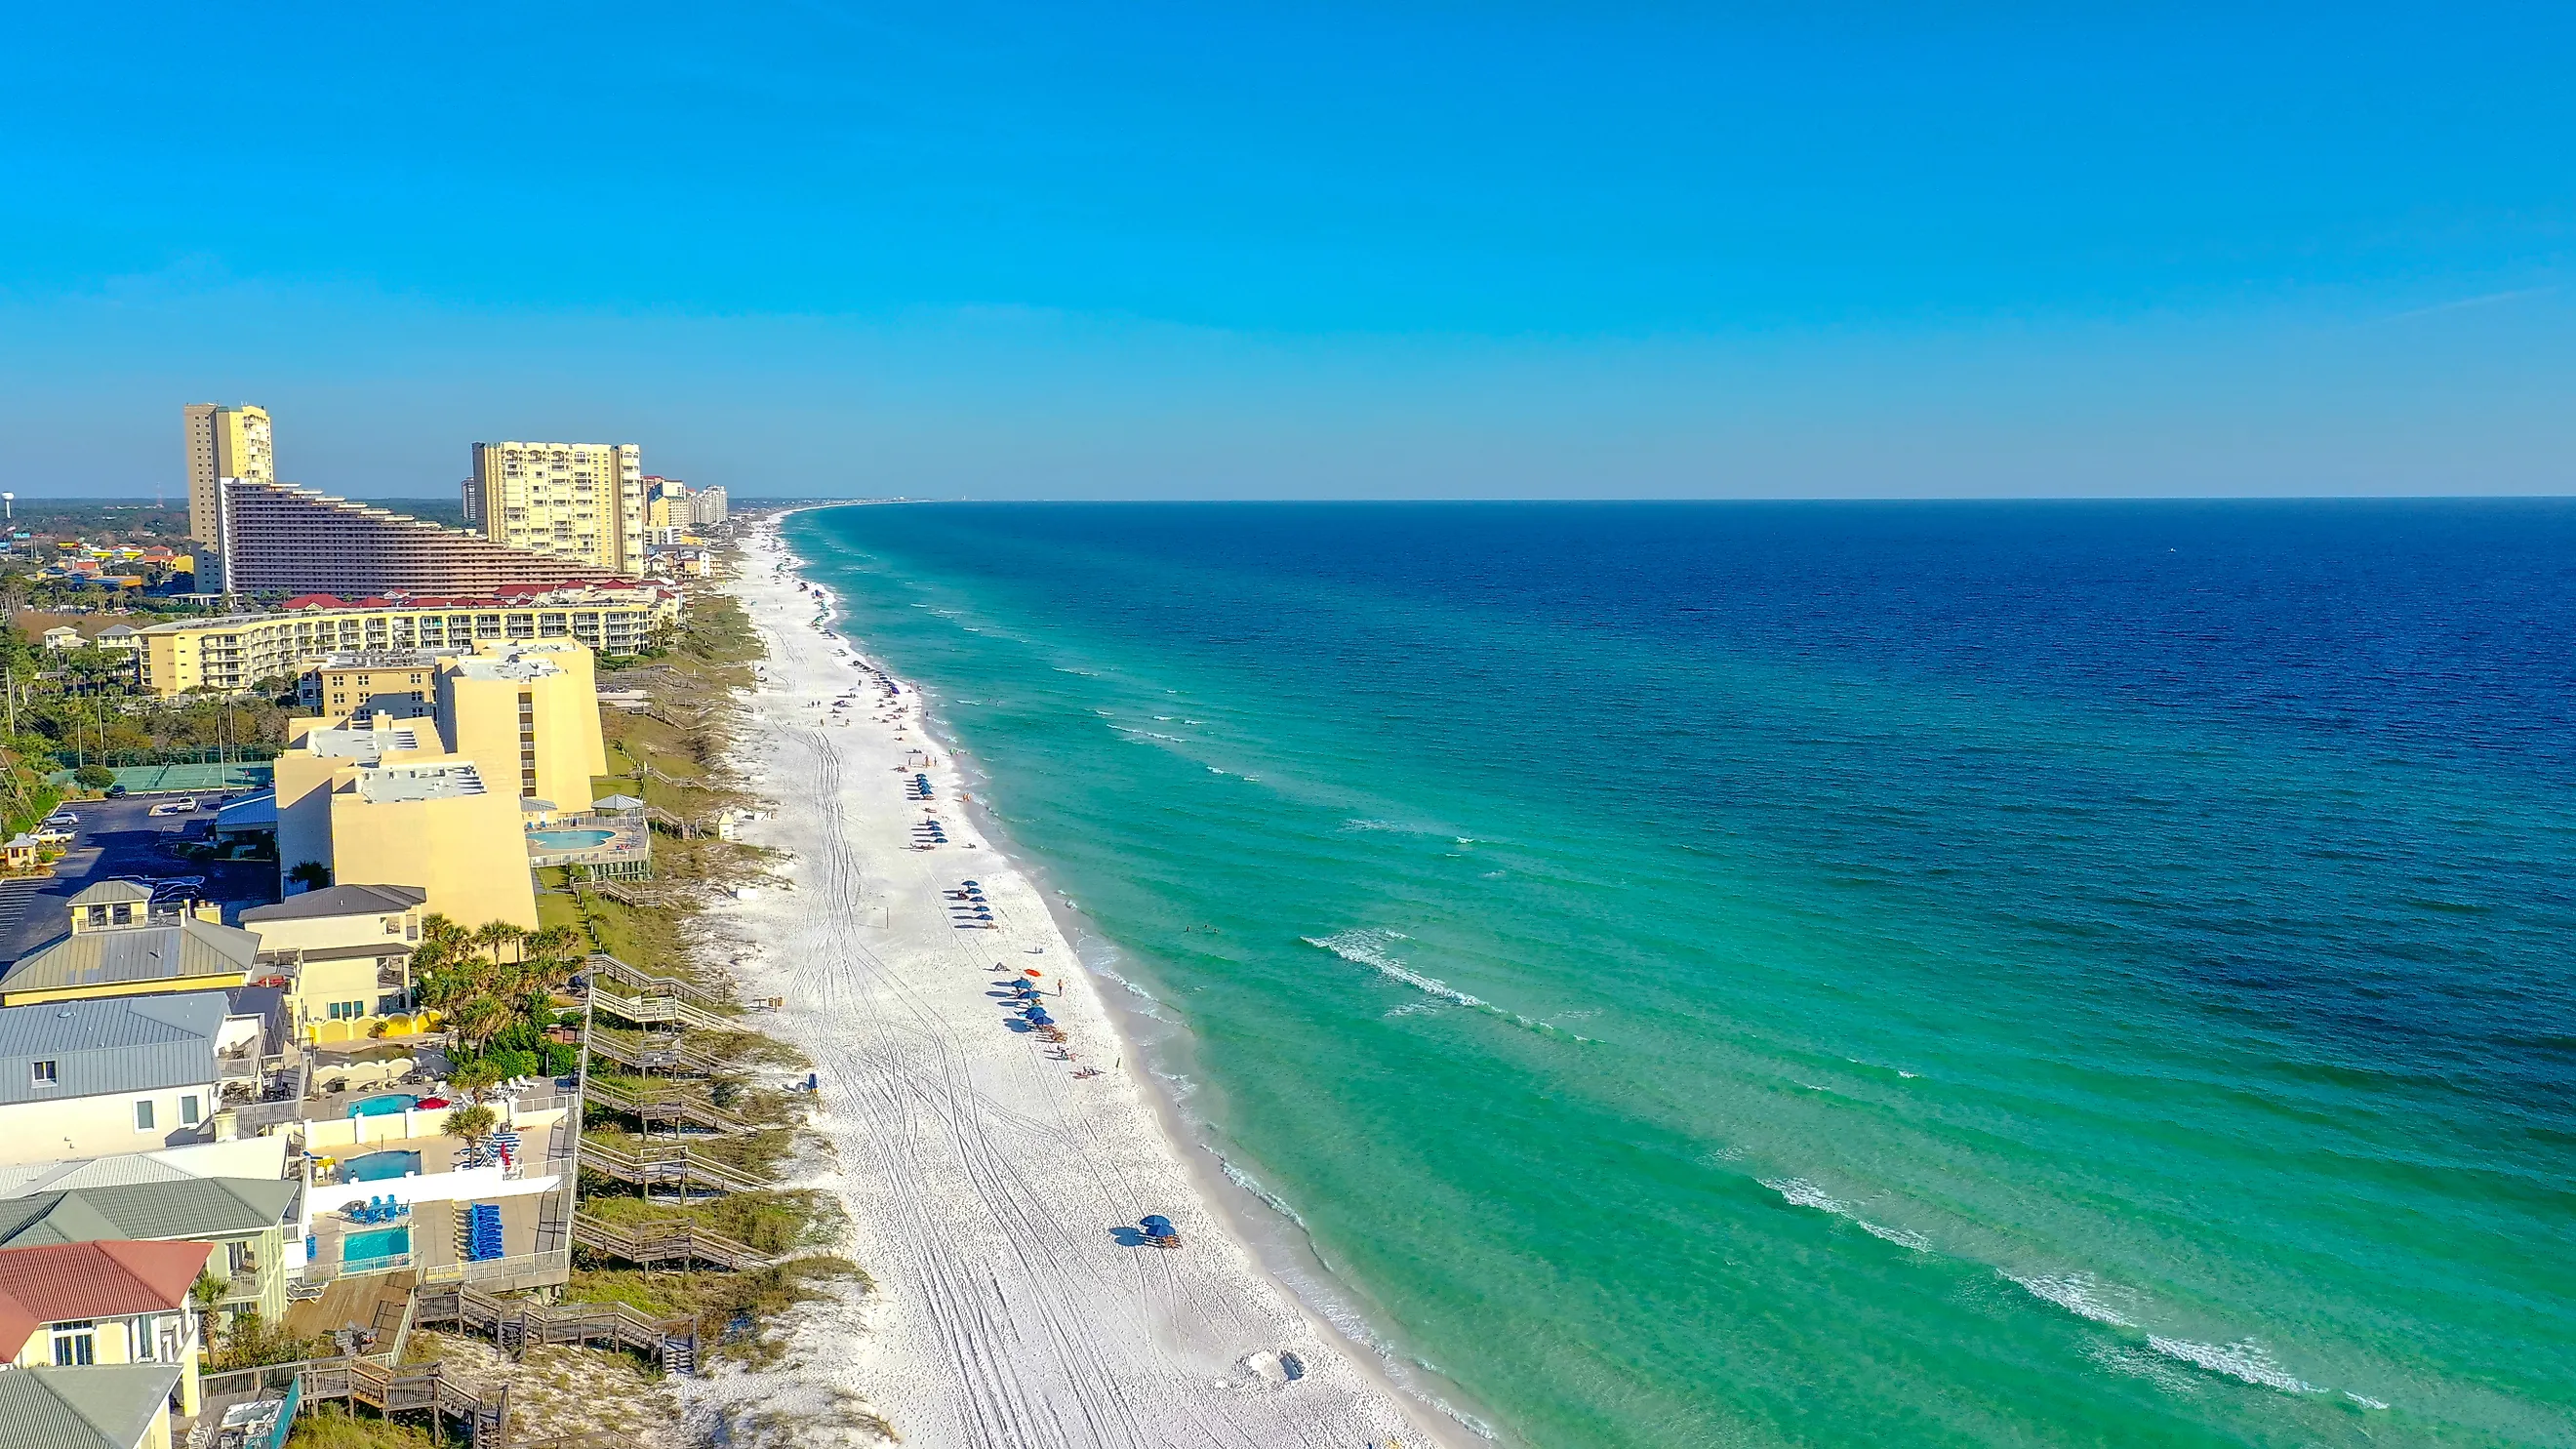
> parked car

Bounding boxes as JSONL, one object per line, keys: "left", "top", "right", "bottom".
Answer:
{"left": 41, "top": 812, "right": 76, "bottom": 828}
{"left": 104, "top": 785, "right": 128, "bottom": 798}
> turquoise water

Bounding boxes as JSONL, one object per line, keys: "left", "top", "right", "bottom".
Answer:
{"left": 528, "top": 828, "right": 616, "bottom": 850}
{"left": 342, "top": 1226, "right": 410, "bottom": 1268}
{"left": 785, "top": 502, "right": 2576, "bottom": 1449}
{"left": 343, "top": 1149, "right": 422, "bottom": 1183}
{"left": 349, "top": 1093, "right": 419, "bottom": 1117}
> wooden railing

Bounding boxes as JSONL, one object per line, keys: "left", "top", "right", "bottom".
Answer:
{"left": 413, "top": 1284, "right": 699, "bottom": 1374}
{"left": 581, "top": 1076, "right": 760, "bottom": 1134}
{"left": 585, "top": 953, "right": 734, "bottom": 1012}
{"left": 581, "top": 1027, "right": 732, "bottom": 1076}
{"left": 579, "top": 985, "right": 737, "bottom": 1034}
{"left": 572, "top": 1211, "right": 773, "bottom": 1271}
{"left": 577, "top": 1138, "right": 767, "bottom": 1195}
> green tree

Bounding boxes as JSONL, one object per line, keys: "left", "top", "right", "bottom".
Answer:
{"left": 71, "top": 763, "right": 113, "bottom": 789}
{"left": 442, "top": 1102, "right": 499, "bottom": 1145}
{"left": 287, "top": 861, "right": 331, "bottom": 891}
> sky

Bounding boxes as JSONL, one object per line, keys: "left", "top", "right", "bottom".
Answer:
{"left": 2, "top": 1, "right": 2571, "bottom": 500}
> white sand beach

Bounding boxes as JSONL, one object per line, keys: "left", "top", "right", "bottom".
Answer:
{"left": 708, "top": 515, "right": 1446, "bottom": 1448}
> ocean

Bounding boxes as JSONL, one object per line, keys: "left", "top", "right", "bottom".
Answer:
{"left": 782, "top": 501, "right": 2576, "bottom": 1449}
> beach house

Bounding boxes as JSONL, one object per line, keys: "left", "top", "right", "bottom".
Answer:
{"left": 0, "top": 1362, "right": 188, "bottom": 1449}
{"left": 0, "top": 1176, "right": 302, "bottom": 1322}
{"left": 0, "top": 1238, "right": 213, "bottom": 1418}
{"left": 0, "top": 994, "right": 235, "bottom": 1165}
{"left": 238, "top": 884, "right": 427, "bottom": 1043}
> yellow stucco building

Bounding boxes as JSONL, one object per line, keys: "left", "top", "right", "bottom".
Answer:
{"left": 468, "top": 441, "right": 646, "bottom": 578}
{"left": 274, "top": 638, "right": 609, "bottom": 932}
{"left": 182, "top": 402, "right": 273, "bottom": 550}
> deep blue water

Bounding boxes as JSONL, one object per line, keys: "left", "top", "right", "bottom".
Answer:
{"left": 789, "top": 500, "right": 2576, "bottom": 1448}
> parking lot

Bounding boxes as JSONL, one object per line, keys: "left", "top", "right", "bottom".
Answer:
{"left": 0, "top": 792, "right": 279, "bottom": 964}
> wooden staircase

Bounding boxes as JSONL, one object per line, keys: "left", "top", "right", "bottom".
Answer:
{"left": 413, "top": 1284, "right": 702, "bottom": 1377}
{"left": 582, "top": 1075, "right": 762, "bottom": 1135}
{"left": 573, "top": 1210, "right": 775, "bottom": 1271}
{"left": 577, "top": 1137, "right": 769, "bottom": 1196}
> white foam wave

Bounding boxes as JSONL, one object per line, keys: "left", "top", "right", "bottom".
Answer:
{"left": 2007, "top": 1271, "right": 2135, "bottom": 1327}
{"left": 1859, "top": 1222, "right": 1932, "bottom": 1252}
{"left": 2144, "top": 1337, "right": 2317, "bottom": 1394}
{"left": 1761, "top": 1177, "right": 1847, "bottom": 1214}
{"left": 2345, "top": 1392, "right": 2390, "bottom": 1410}
{"left": 1304, "top": 930, "right": 1488, "bottom": 1009}
{"left": 1214, "top": 1155, "right": 1308, "bottom": 1228}
{"left": 2089, "top": 1343, "right": 2203, "bottom": 1395}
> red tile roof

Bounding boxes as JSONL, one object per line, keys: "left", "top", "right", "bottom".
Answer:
{"left": 0, "top": 1240, "right": 213, "bottom": 1351}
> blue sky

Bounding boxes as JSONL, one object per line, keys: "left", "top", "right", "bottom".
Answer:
{"left": 3, "top": 1, "right": 2570, "bottom": 499}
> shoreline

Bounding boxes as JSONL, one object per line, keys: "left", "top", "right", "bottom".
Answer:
{"left": 710, "top": 511, "right": 1469, "bottom": 1449}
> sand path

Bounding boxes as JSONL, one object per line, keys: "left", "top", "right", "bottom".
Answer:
{"left": 718, "top": 519, "right": 1435, "bottom": 1448}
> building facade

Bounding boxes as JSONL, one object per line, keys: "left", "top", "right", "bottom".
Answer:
{"left": 468, "top": 441, "right": 646, "bottom": 578}
{"left": 0, "top": 995, "right": 228, "bottom": 1166}
{"left": 216, "top": 479, "right": 615, "bottom": 597}
{"left": 274, "top": 721, "right": 540, "bottom": 931}
{"left": 135, "top": 584, "right": 677, "bottom": 695}
{"left": 181, "top": 403, "right": 272, "bottom": 552}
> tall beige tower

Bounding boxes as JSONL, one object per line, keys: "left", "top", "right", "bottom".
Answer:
{"left": 467, "top": 441, "right": 646, "bottom": 578}
{"left": 182, "top": 403, "right": 273, "bottom": 547}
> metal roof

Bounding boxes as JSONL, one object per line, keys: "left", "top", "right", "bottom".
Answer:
{"left": 0, "top": 1177, "right": 301, "bottom": 1247}
{"left": 239, "top": 883, "right": 423, "bottom": 924}
{"left": 66, "top": 880, "right": 154, "bottom": 907}
{"left": 0, "top": 919, "right": 262, "bottom": 1001}
{"left": 0, "top": 993, "right": 223, "bottom": 1107}
{"left": 0, "top": 1364, "right": 185, "bottom": 1449}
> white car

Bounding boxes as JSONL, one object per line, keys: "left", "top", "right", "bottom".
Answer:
{"left": 42, "top": 813, "right": 76, "bottom": 828}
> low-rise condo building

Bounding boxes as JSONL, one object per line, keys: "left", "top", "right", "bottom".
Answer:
{"left": 275, "top": 720, "right": 534, "bottom": 930}
{"left": 135, "top": 583, "right": 676, "bottom": 697}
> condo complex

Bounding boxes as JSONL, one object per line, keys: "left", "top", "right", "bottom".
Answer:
{"left": 0, "top": 402, "right": 734, "bottom": 1449}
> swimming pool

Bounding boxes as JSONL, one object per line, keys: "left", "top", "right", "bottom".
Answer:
{"left": 348, "top": 1093, "right": 419, "bottom": 1117}
{"left": 341, "top": 1226, "right": 410, "bottom": 1269}
{"left": 527, "top": 828, "right": 616, "bottom": 850}
{"left": 343, "top": 1149, "right": 421, "bottom": 1183}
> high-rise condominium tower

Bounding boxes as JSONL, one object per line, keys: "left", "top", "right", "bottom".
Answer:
{"left": 467, "top": 442, "right": 646, "bottom": 579}
{"left": 182, "top": 403, "right": 273, "bottom": 546}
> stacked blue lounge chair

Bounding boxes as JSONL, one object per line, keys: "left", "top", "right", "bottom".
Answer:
{"left": 466, "top": 1203, "right": 504, "bottom": 1262}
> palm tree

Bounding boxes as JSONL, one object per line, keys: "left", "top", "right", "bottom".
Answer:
{"left": 442, "top": 1102, "right": 499, "bottom": 1147}
{"left": 286, "top": 861, "right": 331, "bottom": 892}
{"left": 470, "top": 920, "right": 527, "bottom": 966}
{"left": 447, "top": 994, "right": 512, "bottom": 1057}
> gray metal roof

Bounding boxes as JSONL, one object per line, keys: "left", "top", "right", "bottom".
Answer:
{"left": 0, "top": 1176, "right": 301, "bottom": 1246}
{"left": 67, "top": 880, "right": 155, "bottom": 907}
{"left": 0, "top": 1364, "right": 184, "bottom": 1449}
{"left": 0, "top": 918, "right": 262, "bottom": 1000}
{"left": 239, "top": 883, "right": 423, "bottom": 924}
{"left": 0, "top": 993, "right": 223, "bottom": 1107}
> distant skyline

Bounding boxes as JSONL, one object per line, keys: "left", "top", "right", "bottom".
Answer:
{"left": 3, "top": 2, "right": 2571, "bottom": 500}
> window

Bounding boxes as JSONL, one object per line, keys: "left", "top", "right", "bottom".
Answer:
{"left": 384, "top": 916, "right": 403, "bottom": 936}
{"left": 135, "top": 1100, "right": 155, "bottom": 1131}
{"left": 181, "top": 1095, "right": 201, "bottom": 1126}
{"left": 52, "top": 1321, "right": 96, "bottom": 1366}
{"left": 30, "top": 1060, "right": 55, "bottom": 1086}
{"left": 328, "top": 1000, "right": 367, "bottom": 1021}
